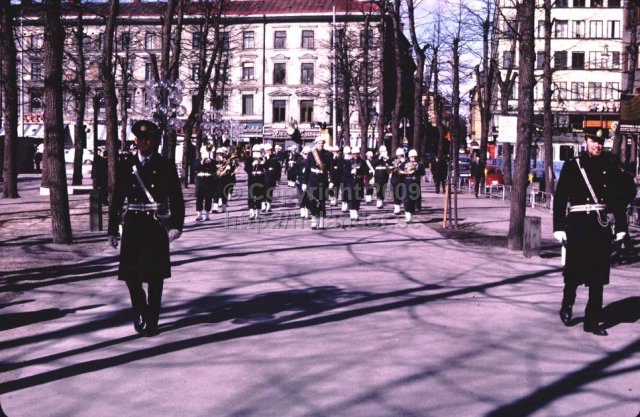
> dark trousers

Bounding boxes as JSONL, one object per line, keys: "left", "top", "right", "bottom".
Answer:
{"left": 434, "top": 178, "right": 444, "bottom": 194}
{"left": 195, "top": 182, "right": 213, "bottom": 212}
{"left": 562, "top": 282, "right": 604, "bottom": 326}
{"left": 308, "top": 198, "right": 326, "bottom": 217}
{"left": 126, "top": 280, "right": 164, "bottom": 329}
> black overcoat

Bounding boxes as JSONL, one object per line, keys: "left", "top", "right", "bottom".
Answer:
{"left": 108, "top": 153, "right": 185, "bottom": 282}
{"left": 553, "top": 153, "right": 631, "bottom": 286}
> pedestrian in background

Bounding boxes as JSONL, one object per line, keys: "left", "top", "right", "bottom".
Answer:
{"left": 431, "top": 156, "right": 447, "bottom": 194}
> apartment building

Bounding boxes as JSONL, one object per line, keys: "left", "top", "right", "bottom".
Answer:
{"left": 494, "top": 0, "right": 625, "bottom": 161}
{"left": 11, "top": 0, "right": 393, "bottom": 150}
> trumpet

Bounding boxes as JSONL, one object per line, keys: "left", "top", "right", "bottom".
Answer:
{"left": 400, "top": 161, "right": 418, "bottom": 175}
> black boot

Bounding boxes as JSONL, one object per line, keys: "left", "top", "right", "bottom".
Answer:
{"left": 133, "top": 314, "right": 146, "bottom": 335}
{"left": 559, "top": 304, "right": 572, "bottom": 326}
{"left": 584, "top": 323, "right": 608, "bottom": 336}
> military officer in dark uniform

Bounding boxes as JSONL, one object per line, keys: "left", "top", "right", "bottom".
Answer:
{"left": 390, "top": 148, "right": 406, "bottom": 215}
{"left": 192, "top": 153, "right": 216, "bottom": 221}
{"left": 553, "top": 131, "right": 634, "bottom": 336}
{"left": 108, "top": 120, "right": 185, "bottom": 337}
{"left": 303, "top": 136, "right": 333, "bottom": 229}
{"left": 262, "top": 143, "right": 279, "bottom": 213}
{"left": 295, "top": 146, "right": 311, "bottom": 219}
{"left": 341, "top": 146, "right": 369, "bottom": 221}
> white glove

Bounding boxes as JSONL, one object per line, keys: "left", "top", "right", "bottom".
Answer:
{"left": 553, "top": 231, "right": 567, "bottom": 244}
{"left": 351, "top": 168, "right": 357, "bottom": 175}
{"left": 108, "top": 235, "right": 119, "bottom": 249}
{"left": 615, "top": 232, "right": 626, "bottom": 242}
{"left": 168, "top": 229, "right": 182, "bottom": 242}
{"left": 301, "top": 184, "right": 307, "bottom": 192}
{"left": 329, "top": 182, "right": 334, "bottom": 189}
{"left": 252, "top": 160, "right": 259, "bottom": 167}
{"left": 225, "top": 165, "right": 231, "bottom": 172}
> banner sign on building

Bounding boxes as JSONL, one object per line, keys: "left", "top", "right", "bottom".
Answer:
{"left": 619, "top": 94, "right": 640, "bottom": 133}
{"left": 496, "top": 115, "right": 518, "bottom": 143}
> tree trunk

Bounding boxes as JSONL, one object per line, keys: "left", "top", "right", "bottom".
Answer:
{"left": 389, "top": 1, "right": 403, "bottom": 155}
{"left": 407, "top": 0, "right": 427, "bottom": 160}
{"left": 377, "top": 18, "right": 386, "bottom": 148}
{"left": 72, "top": 10, "right": 87, "bottom": 186}
{"left": 508, "top": 0, "right": 535, "bottom": 251}
{"left": 0, "top": 0, "right": 20, "bottom": 198}
{"left": 100, "top": 0, "right": 119, "bottom": 204}
{"left": 542, "top": 0, "right": 554, "bottom": 194}
{"left": 44, "top": 0, "right": 72, "bottom": 243}
{"left": 451, "top": 36, "right": 461, "bottom": 228}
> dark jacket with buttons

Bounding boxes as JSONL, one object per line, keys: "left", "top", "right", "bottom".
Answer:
{"left": 108, "top": 153, "right": 185, "bottom": 282}
{"left": 553, "top": 153, "right": 631, "bottom": 285}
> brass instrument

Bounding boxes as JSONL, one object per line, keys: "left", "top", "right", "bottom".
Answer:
{"left": 401, "top": 161, "right": 418, "bottom": 175}
{"left": 391, "top": 159, "right": 403, "bottom": 173}
{"left": 217, "top": 146, "right": 244, "bottom": 177}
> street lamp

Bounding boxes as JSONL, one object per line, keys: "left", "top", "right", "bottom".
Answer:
{"left": 399, "top": 117, "right": 410, "bottom": 142}
{"left": 369, "top": 109, "right": 378, "bottom": 149}
{"left": 144, "top": 77, "right": 186, "bottom": 157}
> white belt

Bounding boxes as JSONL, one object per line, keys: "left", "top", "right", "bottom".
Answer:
{"left": 569, "top": 204, "right": 606, "bottom": 213}
{"left": 197, "top": 173, "right": 212, "bottom": 177}
{"left": 310, "top": 168, "right": 325, "bottom": 174}
{"left": 127, "top": 203, "right": 160, "bottom": 211}
{"left": 375, "top": 167, "right": 388, "bottom": 170}
{"left": 252, "top": 171, "right": 264, "bottom": 175}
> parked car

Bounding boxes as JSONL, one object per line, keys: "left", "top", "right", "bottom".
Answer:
{"left": 458, "top": 156, "right": 471, "bottom": 179}
{"left": 64, "top": 149, "right": 94, "bottom": 165}
{"left": 628, "top": 197, "right": 640, "bottom": 228}
{"left": 485, "top": 165, "right": 504, "bottom": 186}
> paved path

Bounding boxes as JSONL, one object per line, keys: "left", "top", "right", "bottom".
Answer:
{"left": 1, "top": 171, "right": 638, "bottom": 417}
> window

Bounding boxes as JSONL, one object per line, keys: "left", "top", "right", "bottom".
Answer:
{"left": 554, "top": 82, "right": 567, "bottom": 101}
{"left": 536, "top": 51, "right": 545, "bottom": 69}
{"left": 334, "top": 29, "right": 346, "bottom": 48}
{"left": 242, "top": 95, "right": 254, "bottom": 115}
{"left": 274, "top": 31, "right": 286, "bottom": 49}
{"left": 554, "top": 51, "right": 568, "bottom": 69}
{"left": 145, "top": 32, "right": 156, "bottom": 49}
{"left": 31, "top": 62, "right": 43, "bottom": 81}
{"left": 554, "top": 20, "right": 569, "bottom": 38}
{"left": 31, "top": 34, "right": 43, "bottom": 50}
{"left": 573, "top": 0, "right": 585, "bottom": 6}
{"left": 611, "top": 51, "right": 620, "bottom": 68}
{"left": 30, "top": 90, "right": 43, "bottom": 112}
{"left": 588, "top": 51, "right": 602, "bottom": 68}
{"left": 273, "top": 100, "right": 286, "bottom": 123}
{"left": 536, "top": 21, "right": 545, "bottom": 38}
{"left": 590, "top": 0, "right": 603, "bottom": 6}
{"left": 608, "top": 21, "right": 620, "bottom": 38}
{"left": 145, "top": 63, "right": 154, "bottom": 81}
{"left": 508, "top": 82, "right": 516, "bottom": 100}
{"left": 82, "top": 35, "right": 92, "bottom": 51}
{"left": 359, "top": 29, "right": 374, "bottom": 48}
{"left": 605, "top": 82, "right": 619, "bottom": 99}
{"left": 193, "top": 32, "right": 203, "bottom": 48}
{"left": 608, "top": 0, "right": 620, "bottom": 7}
{"left": 504, "top": 19, "right": 517, "bottom": 39}
{"left": 243, "top": 31, "right": 255, "bottom": 49}
{"left": 242, "top": 63, "right": 255, "bottom": 80}
{"left": 273, "top": 63, "right": 286, "bottom": 84}
{"left": 574, "top": 21, "right": 585, "bottom": 38}
{"left": 121, "top": 32, "right": 131, "bottom": 50}
{"left": 302, "top": 30, "right": 314, "bottom": 49}
{"left": 220, "top": 32, "right": 230, "bottom": 50}
{"left": 125, "top": 92, "right": 133, "bottom": 110}
{"left": 588, "top": 82, "right": 602, "bottom": 99}
{"left": 557, "top": 0, "right": 568, "bottom": 5}
{"left": 572, "top": 52, "right": 585, "bottom": 69}
{"left": 300, "top": 100, "right": 314, "bottom": 123}
{"left": 571, "top": 82, "right": 584, "bottom": 99}
{"left": 590, "top": 21, "right": 603, "bottom": 38}
{"left": 503, "top": 51, "right": 514, "bottom": 68}
{"left": 301, "top": 63, "right": 314, "bottom": 84}
{"left": 366, "top": 62, "right": 374, "bottom": 83}
{"left": 191, "top": 64, "right": 199, "bottom": 81}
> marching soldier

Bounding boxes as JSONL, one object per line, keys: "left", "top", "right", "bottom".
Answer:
{"left": 373, "top": 145, "right": 391, "bottom": 209}
{"left": 341, "top": 146, "right": 369, "bottom": 221}
{"left": 245, "top": 144, "right": 267, "bottom": 220}
{"left": 262, "top": 143, "right": 279, "bottom": 212}
{"left": 286, "top": 145, "right": 298, "bottom": 187}
{"left": 108, "top": 120, "right": 185, "bottom": 337}
{"left": 192, "top": 152, "right": 216, "bottom": 221}
{"left": 399, "top": 149, "right": 425, "bottom": 223}
{"left": 328, "top": 145, "right": 343, "bottom": 207}
{"left": 295, "top": 146, "right": 311, "bottom": 219}
{"left": 553, "top": 131, "right": 636, "bottom": 336}
{"left": 390, "top": 148, "right": 406, "bottom": 215}
{"left": 303, "top": 136, "right": 333, "bottom": 229}
{"left": 215, "top": 146, "right": 238, "bottom": 213}
{"left": 339, "top": 146, "right": 351, "bottom": 213}
{"left": 364, "top": 151, "right": 376, "bottom": 204}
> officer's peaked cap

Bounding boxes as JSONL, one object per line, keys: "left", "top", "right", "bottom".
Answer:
{"left": 132, "top": 120, "right": 161, "bottom": 141}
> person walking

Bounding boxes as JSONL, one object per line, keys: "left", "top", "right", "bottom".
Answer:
{"left": 192, "top": 154, "right": 215, "bottom": 221}
{"left": 553, "top": 131, "right": 635, "bottom": 336}
{"left": 431, "top": 156, "right": 447, "bottom": 194}
{"left": 470, "top": 155, "right": 485, "bottom": 197}
{"left": 303, "top": 136, "right": 333, "bottom": 229}
{"left": 107, "top": 120, "right": 185, "bottom": 337}
{"left": 400, "top": 149, "right": 425, "bottom": 223}
{"left": 342, "top": 146, "right": 368, "bottom": 221}
{"left": 245, "top": 144, "right": 267, "bottom": 220}
{"left": 372, "top": 145, "right": 391, "bottom": 209}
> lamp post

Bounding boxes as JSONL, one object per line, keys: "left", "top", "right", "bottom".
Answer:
{"left": 399, "top": 117, "right": 410, "bottom": 143}
{"left": 369, "top": 109, "right": 378, "bottom": 149}
{"left": 145, "top": 77, "right": 186, "bottom": 157}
